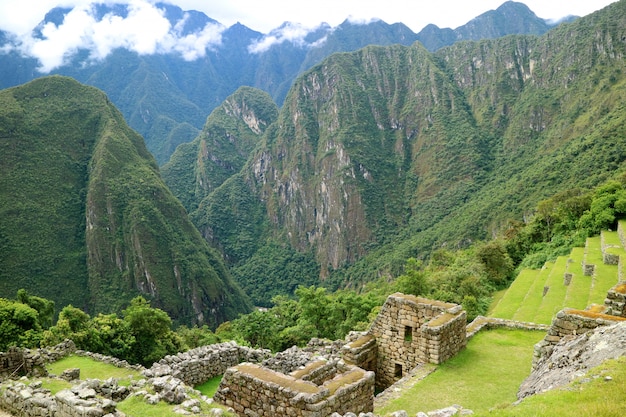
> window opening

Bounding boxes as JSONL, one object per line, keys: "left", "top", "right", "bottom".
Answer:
{"left": 404, "top": 325, "right": 413, "bottom": 342}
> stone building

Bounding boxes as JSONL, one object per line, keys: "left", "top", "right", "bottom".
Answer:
{"left": 214, "top": 359, "right": 375, "bottom": 417}
{"left": 342, "top": 293, "right": 467, "bottom": 389}
{"left": 213, "top": 293, "right": 467, "bottom": 415}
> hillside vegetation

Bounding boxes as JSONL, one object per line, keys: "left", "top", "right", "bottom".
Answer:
{"left": 167, "top": 0, "right": 626, "bottom": 307}
{"left": 0, "top": 76, "right": 251, "bottom": 327}
{"left": 0, "top": 2, "right": 563, "bottom": 164}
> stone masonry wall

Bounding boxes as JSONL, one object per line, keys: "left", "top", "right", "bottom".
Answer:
{"left": 214, "top": 362, "right": 374, "bottom": 417}
{"left": 532, "top": 308, "right": 626, "bottom": 368}
{"left": 0, "top": 380, "right": 123, "bottom": 417}
{"left": 366, "top": 293, "right": 466, "bottom": 389}
{"left": 604, "top": 282, "right": 626, "bottom": 317}
{"left": 0, "top": 340, "right": 76, "bottom": 379}
{"left": 144, "top": 341, "right": 272, "bottom": 386}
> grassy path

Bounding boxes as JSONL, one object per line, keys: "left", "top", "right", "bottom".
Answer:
{"left": 532, "top": 256, "right": 568, "bottom": 324}
{"left": 489, "top": 269, "right": 539, "bottom": 320}
{"left": 563, "top": 247, "right": 591, "bottom": 310}
{"left": 376, "top": 329, "right": 545, "bottom": 416}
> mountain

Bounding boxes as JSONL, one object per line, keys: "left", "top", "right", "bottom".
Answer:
{"left": 162, "top": 86, "right": 279, "bottom": 213}
{"left": 172, "top": 0, "right": 626, "bottom": 303}
{"left": 0, "top": 2, "right": 567, "bottom": 165}
{"left": 0, "top": 76, "right": 251, "bottom": 326}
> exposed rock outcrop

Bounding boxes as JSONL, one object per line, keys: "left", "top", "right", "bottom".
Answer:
{"left": 518, "top": 321, "right": 626, "bottom": 399}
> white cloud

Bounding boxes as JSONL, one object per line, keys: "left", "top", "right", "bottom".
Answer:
{"left": 0, "top": 0, "right": 618, "bottom": 71}
{"left": 3, "top": 0, "right": 224, "bottom": 73}
{"left": 248, "top": 22, "right": 325, "bottom": 54}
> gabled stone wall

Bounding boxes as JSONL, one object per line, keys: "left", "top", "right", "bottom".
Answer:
{"left": 355, "top": 293, "right": 466, "bottom": 389}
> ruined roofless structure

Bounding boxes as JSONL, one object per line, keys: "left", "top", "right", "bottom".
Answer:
{"left": 215, "top": 293, "right": 467, "bottom": 416}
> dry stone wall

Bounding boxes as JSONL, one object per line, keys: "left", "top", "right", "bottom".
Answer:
{"left": 532, "top": 308, "right": 626, "bottom": 367}
{"left": 144, "top": 341, "right": 272, "bottom": 386}
{"left": 0, "top": 380, "right": 123, "bottom": 417}
{"left": 214, "top": 361, "right": 375, "bottom": 417}
{"left": 0, "top": 340, "right": 76, "bottom": 379}
{"left": 604, "top": 282, "right": 626, "bottom": 317}
{"left": 466, "top": 316, "right": 550, "bottom": 339}
{"left": 361, "top": 293, "right": 466, "bottom": 389}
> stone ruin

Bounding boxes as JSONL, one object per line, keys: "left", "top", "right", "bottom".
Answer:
{"left": 213, "top": 293, "right": 468, "bottom": 415}
{"left": 341, "top": 293, "right": 467, "bottom": 390}
{"left": 0, "top": 294, "right": 468, "bottom": 417}
{"left": 214, "top": 359, "right": 375, "bottom": 417}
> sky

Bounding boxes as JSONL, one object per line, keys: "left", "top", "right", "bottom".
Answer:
{"left": 0, "top": 0, "right": 617, "bottom": 72}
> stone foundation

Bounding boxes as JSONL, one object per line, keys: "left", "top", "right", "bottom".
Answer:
{"left": 0, "top": 340, "right": 76, "bottom": 379}
{"left": 214, "top": 361, "right": 374, "bottom": 417}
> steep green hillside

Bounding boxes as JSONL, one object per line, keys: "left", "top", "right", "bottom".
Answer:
{"left": 0, "top": 76, "right": 251, "bottom": 326}
{"left": 0, "top": 2, "right": 565, "bottom": 164}
{"left": 187, "top": 0, "right": 626, "bottom": 302}
{"left": 162, "top": 87, "right": 278, "bottom": 213}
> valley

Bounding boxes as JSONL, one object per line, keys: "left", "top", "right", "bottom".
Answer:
{"left": 1, "top": 1, "right": 626, "bottom": 415}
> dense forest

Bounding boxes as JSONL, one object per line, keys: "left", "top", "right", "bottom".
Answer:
{"left": 1, "top": 1, "right": 626, "bottom": 351}
{"left": 3, "top": 175, "right": 626, "bottom": 362}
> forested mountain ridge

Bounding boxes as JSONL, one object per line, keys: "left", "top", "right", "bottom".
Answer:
{"left": 162, "top": 87, "right": 279, "bottom": 213}
{"left": 178, "top": 0, "right": 626, "bottom": 302}
{"left": 0, "top": 76, "right": 251, "bottom": 326}
{"left": 0, "top": 2, "right": 563, "bottom": 164}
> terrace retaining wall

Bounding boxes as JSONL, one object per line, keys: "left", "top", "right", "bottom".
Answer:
{"left": 532, "top": 308, "right": 626, "bottom": 368}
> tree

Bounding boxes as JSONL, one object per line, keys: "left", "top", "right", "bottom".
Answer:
{"left": 16, "top": 289, "right": 55, "bottom": 329}
{"left": 122, "top": 296, "right": 182, "bottom": 366}
{"left": 394, "top": 258, "right": 428, "bottom": 296}
{"left": 475, "top": 241, "right": 514, "bottom": 286}
{"left": 0, "top": 298, "right": 42, "bottom": 350}
{"left": 42, "top": 305, "right": 91, "bottom": 348}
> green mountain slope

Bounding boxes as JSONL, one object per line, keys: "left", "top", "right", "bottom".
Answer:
{"left": 0, "top": 76, "right": 251, "bottom": 326}
{"left": 184, "top": 0, "right": 626, "bottom": 302}
{"left": 0, "top": 2, "right": 567, "bottom": 165}
{"left": 162, "top": 87, "right": 278, "bottom": 213}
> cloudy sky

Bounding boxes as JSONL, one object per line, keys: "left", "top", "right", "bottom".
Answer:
{"left": 0, "top": 0, "right": 617, "bottom": 72}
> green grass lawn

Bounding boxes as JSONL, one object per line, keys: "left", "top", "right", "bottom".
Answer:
{"left": 563, "top": 247, "right": 591, "bottom": 310}
{"left": 532, "top": 256, "right": 569, "bottom": 324}
{"left": 489, "top": 269, "right": 539, "bottom": 319}
{"left": 37, "top": 378, "right": 72, "bottom": 394}
{"left": 479, "top": 357, "right": 626, "bottom": 417}
{"left": 194, "top": 375, "right": 222, "bottom": 397}
{"left": 513, "top": 262, "right": 553, "bottom": 322}
{"left": 590, "top": 262, "right": 619, "bottom": 304}
{"left": 116, "top": 394, "right": 232, "bottom": 417}
{"left": 376, "top": 329, "right": 545, "bottom": 416}
{"left": 46, "top": 355, "right": 142, "bottom": 385}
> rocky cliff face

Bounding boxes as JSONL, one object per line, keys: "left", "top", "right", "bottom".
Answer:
{"left": 206, "top": 0, "right": 626, "bottom": 285}
{"left": 162, "top": 87, "right": 278, "bottom": 213}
